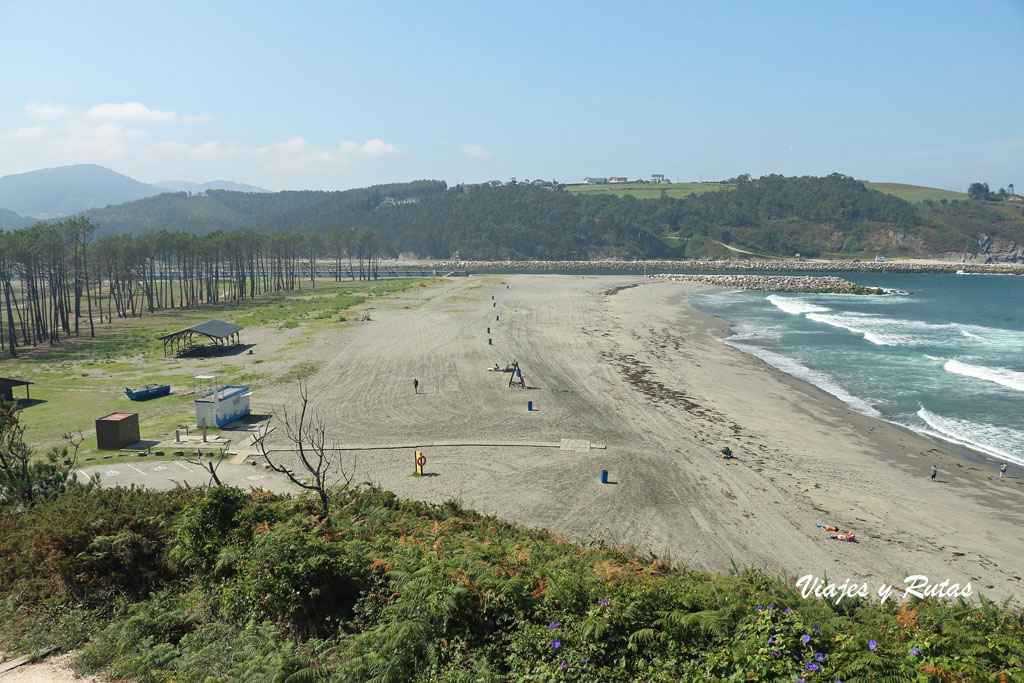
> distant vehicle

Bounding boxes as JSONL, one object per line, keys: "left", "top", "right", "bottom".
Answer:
{"left": 125, "top": 384, "right": 171, "bottom": 401}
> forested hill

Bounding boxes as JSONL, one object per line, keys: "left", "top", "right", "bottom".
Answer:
{"left": 80, "top": 174, "right": 1024, "bottom": 260}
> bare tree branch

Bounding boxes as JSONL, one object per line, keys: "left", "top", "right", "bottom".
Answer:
{"left": 251, "top": 382, "right": 356, "bottom": 524}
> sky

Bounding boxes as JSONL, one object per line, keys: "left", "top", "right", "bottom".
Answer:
{"left": 1, "top": 1, "right": 1022, "bottom": 192}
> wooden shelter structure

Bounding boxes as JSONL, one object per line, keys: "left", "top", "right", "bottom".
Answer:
{"left": 159, "top": 320, "right": 244, "bottom": 357}
{"left": 0, "top": 377, "right": 32, "bottom": 402}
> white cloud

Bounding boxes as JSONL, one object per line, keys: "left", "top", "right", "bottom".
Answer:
{"left": 4, "top": 100, "right": 396, "bottom": 180}
{"left": 188, "top": 141, "right": 245, "bottom": 160}
{"left": 84, "top": 101, "right": 179, "bottom": 123}
{"left": 25, "top": 103, "right": 76, "bottom": 120}
{"left": 1, "top": 126, "right": 45, "bottom": 141}
{"left": 346, "top": 137, "right": 398, "bottom": 158}
{"left": 254, "top": 137, "right": 399, "bottom": 173}
{"left": 461, "top": 143, "right": 492, "bottom": 160}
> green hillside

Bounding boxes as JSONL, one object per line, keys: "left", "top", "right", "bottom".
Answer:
{"left": 860, "top": 181, "right": 966, "bottom": 204}
{"left": 66, "top": 174, "right": 1024, "bottom": 261}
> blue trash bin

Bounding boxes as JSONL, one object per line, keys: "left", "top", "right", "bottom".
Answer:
{"left": 601, "top": 470, "right": 608, "bottom": 484}
{"left": 527, "top": 401, "right": 533, "bottom": 411}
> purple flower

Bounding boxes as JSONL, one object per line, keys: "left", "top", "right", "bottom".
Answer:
{"left": 815, "top": 652, "right": 825, "bottom": 662}
{"left": 771, "top": 649, "right": 777, "bottom": 655}
{"left": 785, "top": 607, "right": 792, "bottom": 613}
{"left": 767, "top": 604, "right": 774, "bottom": 610}
{"left": 548, "top": 621, "right": 560, "bottom": 629}
{"left": 582, "top": 658, "right": 589, "bottom": 664}
{"left": 868, "top": 639, "right": 877, "bottom": 650}
{"left": 755, "top": 605, "right": 763, "bottom": 611}
{"left": 559, "top": 661, "right": 566, "bottom": 670}
{"left": 801, "top": 633, "right": 811, "bottom": 643}
{"left": 910, "top": 646, "right": 919, "bottom": 655}
{"left": 598, "top": 598, "right": 610, "bottom": 606}
{"left": 551, "top": 639, "right": 560, "bottom": 649}
{"left": 767, "top": 636, "right": 773, "bottom": 645}
{"left": 812, "top": 624, "right": 819, "bottom": 632}
{"left": 806, "top": 662, "right": 819, "bottom": 672}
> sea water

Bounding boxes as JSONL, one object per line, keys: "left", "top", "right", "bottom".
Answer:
{"left": 690, "top": 273, "right": 1024, "bottom": 467}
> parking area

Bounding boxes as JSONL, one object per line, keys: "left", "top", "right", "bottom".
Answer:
{"left": 77, "top": 457, "right": 297, "bottom": 494}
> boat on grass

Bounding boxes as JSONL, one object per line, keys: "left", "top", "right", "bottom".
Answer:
{"left": 125, "top": 384, "right": 171, "bottom": 401}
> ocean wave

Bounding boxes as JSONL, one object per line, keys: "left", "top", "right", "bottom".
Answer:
{"left": 766, "top": 294, "right": 831, "bottom": 316}
{"left": 724, "top": 340, "right": 881, "bottom": 417}
{"left": 804, "top": 312, "right": 918, "bottom": 346}
{"left": 914, "top": 407, "right": 1024, "bottom": 465}
{"left": 803, "top": 312, "right": 1024, "bottom": 349}
{"left": 944, "top": 359, "right": 1024, "bottom": 393}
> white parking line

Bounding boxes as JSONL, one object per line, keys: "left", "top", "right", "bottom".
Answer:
{"left": 174, "top": 460, "right": 191, "bottom": 471}
{"left": 129, "top": 465, "right": 147, "bottom": 475}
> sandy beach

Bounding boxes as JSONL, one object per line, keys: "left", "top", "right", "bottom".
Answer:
{"left": 248, "top": 274, "right": 1024, "bottom": 603}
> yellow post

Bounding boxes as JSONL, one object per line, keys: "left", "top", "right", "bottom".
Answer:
{"left": 415, "top": 450, "right": 424, "bottom": 475}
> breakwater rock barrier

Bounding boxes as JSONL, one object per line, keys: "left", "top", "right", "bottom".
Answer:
{"left": 430, "top": 259, "right": 1024, "bottom": 275}
{"left": 650, "top": 273, "right": 890, "bottom": 294}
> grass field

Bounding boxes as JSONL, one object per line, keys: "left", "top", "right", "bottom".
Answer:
{"left": 1, "top": 278, "right": 431, "bottom": 457}
{"left": 859, "top": 181, "right": 966, "bottom": 203}
{"left": 565, "top": 179, "right": 966, "bottom": 203}
{"left": 564, "top": 181, "right": 733, "bottom": 199}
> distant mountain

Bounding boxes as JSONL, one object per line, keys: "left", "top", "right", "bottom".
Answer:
{"left": 153, "top": 180, "right": 269, "bottom": 193}
{"left": 0, "top": 164, "right": 168, "bottom": 217}
{"left": 0, "top": 208, "right": 32, "bottom": 230}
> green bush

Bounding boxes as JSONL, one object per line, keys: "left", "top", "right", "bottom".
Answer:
{"left": 1, "top": 487, "right": 1022, "bottom": 681}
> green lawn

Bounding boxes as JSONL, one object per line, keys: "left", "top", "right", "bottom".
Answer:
{"left": 564, "top": 180, "right": 966, "bottom": 204}
{"left": 860, "top": 181, "right": 966, "bottom": 203}
{"left": 1, "top": 278, "right": 430, "bottom": 457}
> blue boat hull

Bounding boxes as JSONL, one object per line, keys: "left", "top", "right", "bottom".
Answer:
{"left": 125, "top": 385, "right": 171, "bottom": 401}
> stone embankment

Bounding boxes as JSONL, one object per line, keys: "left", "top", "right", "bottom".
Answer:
{"left": 650, "top": 273, "right": 886, "bottom": 294}
{"left": 431, "top": 259, "right": 1024, "bottom": 274}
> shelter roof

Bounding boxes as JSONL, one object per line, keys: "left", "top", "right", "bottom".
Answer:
{"left": 0, "top": 377, "right": 33, "bottom": 387}
{"left": 159, "top": 319, "right": 243, "bottom": 341}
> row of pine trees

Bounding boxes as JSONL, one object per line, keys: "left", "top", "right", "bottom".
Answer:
{"left": 0, "top": 219, "right": 385, "bottom": 357}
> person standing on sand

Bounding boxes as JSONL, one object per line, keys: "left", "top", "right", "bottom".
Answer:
{"left": 930, "top": 464, "right": 937, "bottom": 482}
{"left": 413, "top": 378, "right": 419, "bottom": 394}
{"left": 1000, "top": 463, "right": 1008, "bottom": 479}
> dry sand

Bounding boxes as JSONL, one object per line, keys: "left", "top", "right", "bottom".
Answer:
{"left": 251, "top": 274, "right": 1023, "bottom": 604}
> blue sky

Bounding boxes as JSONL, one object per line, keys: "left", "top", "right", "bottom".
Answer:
{"left": 1, "top": 1, "right": 1021, "bottom": 191}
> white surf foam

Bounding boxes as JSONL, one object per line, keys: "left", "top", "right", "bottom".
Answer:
{"left": 766, "top": 294, "right": 831, "bottom": 316}
{"left": 724, "top": 339, "right": 881, "bottom": 417}
{"left": 914, "top": 406, "right": 1024, "bottom": 465}
{"left": 802, "top": 312, "right": 1023, "bottom": 349}
{"left": 944, "top": 359, "right": 1024, "bottom": 393}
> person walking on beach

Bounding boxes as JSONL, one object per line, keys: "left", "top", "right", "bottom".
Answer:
{"left": 1000, "top": 463, "right": 1008, "bottom": 479}
{"left": 930, "top": 464, "right": 937, "bottom": 482}
{"left": 413, "top": 378, "right": 419, "bottom": 394}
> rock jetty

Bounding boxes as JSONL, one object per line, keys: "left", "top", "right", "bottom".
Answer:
{"left": 430, "top": 259, "right": 1024, "bottom": 275}
{"left": 649, "top": 273, "right": 887, "bottom": 294}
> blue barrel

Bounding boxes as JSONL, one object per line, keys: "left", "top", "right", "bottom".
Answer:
{"left": 527, "top": 400, "right": 533, "bottom": 411}
{"left": 487, "top": 327, "right": 490, "bottom": 333}
{"left": 492, "top": 302, "right": 496, "bottom": 307}
{"left": 491, "top": 295, "right": 494, "bottom": 300}
{"left": 496, "top": 315, "right": 499, "bottom": 321}
{"left": 600, "top": 470, "right": 608, "bottom": 484}
{"left": 516, "top": 368, "right": 521, "bottom": 377}
{"left": 488, "top": 338, "right": 492, "bottom": 345}
{"left": 506, "top": 285, "right": 509, "bottom": 289}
